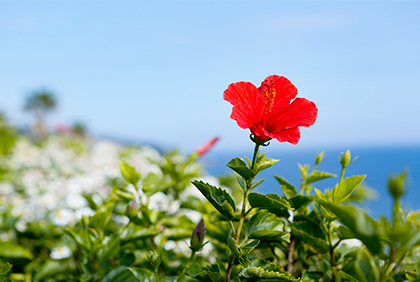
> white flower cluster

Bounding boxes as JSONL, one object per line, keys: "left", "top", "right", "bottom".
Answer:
{"left": 0, "top": 135, "right": 163, "bottom": 229}
{"left": 0, "top": 134, "right": 218, "bottom": 262}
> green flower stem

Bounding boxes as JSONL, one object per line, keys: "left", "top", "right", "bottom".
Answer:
{"left": 327, "top": 222, "right": 338, "bottom": 281}
{"left": 235, "top": 142, "right": 260, "bottom": 241}
{"left": 225, "top": 187, "right": 251, "bottom": 281}
{"left": 381, "top": 244, "right": 396, "bottom": 280}
{"left": 235, "top": 188, "right": 251, "bottom": 240}
{"left": 299, "top": 169, "right": 307, "bottom": 195}
{"left": 225, "top": 143, "right": 261, "bottom": 282}
{"left": 299, "top": 179, "right": 305, "bottom": 195}
{"left": 225, "top": 142, "right": 260, "bottom": 282}
{"left": 178, "top": 251, "right": 196, "bottom": 281}
{"left": 338, "top": 167, "right": 345, "bottom": 189}
{"left": 250, "top": 143, "right": 260, "bottom": 171}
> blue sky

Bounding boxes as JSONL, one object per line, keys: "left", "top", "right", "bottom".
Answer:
{"left": 1, "top": 1, "right": 419, "bottom": 152}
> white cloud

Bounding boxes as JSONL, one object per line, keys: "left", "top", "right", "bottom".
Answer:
{"left": 242, "top": 11, "right": 354, "bottom": 33}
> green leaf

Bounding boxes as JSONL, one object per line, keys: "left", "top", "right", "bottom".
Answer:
{"left": 335, "top": 225, "right": 356, "bottom": 241}
{"left": 255, "top": 157, "right": 279, "bottom": 174}
{"left": 241, "top": 239, "right": 260, "bottom": 256}
{"left": 274, "top": 176, "right": 297, "bottom": 198}
{"left": 186, "top": 264, "right": 224, "bottom": 282}
{"left": 353, "top": 248, "right": 380, "bottom": 282}
{"left": 337, "top": 271, "right": 359, "bottom": 282}
{"left": 239, "top": 259, "right": 299, "bottom": 281}
{"left": 97, "top": 234, "right": 121, "bottom": 267}
{"left": 142, "top": 173, "right": 172, "bottom": 196}
{"left": 121, "top": 225, "right": 159, "bottom": 244}
{"left": 89, "top": 203, "right": 114, "bottom": 233}
{"left": 314, "top": 188, "right": 328, "bottom": 201}
{"left": 248, "top": 193, "right": 293, "bottom": 211}
{"left": 306, "top": 171, "right": 336, "bottom": 184}
{"left": 0, "top": 241, "right": 33, "bottom": 260}
{"left": 289, "top": 222, "right": 329, "bottom": 253}
{"left": 0, "top": 262, "right": 12, "bottom": 280}
{"left": 162, "top": 228, "right": 192, "bottom": 240}
{"left": 128, "top": 267, "right": 159, "bottom": 282}
{"left": 319, "top": 200, "right": 383, "bottom": 255}
{"left": 226, "top": 158, "right": 255, "bottom": 181}
{"left": 101, "top": 266, "right": 141, "bottom": 282}
{"left": 251, "top": 178, "right": 265, "bottom": 189}
{"left": 237, "top": 176, "right": 246, "bottom": 190}
{"left": 119, "top": 253, "right": 136, "bottom": 266}
{"left": 64, "top": 228, "right": 91, "bottom": 252}
{"left": 406, "top": 269, "right": 420, "bottom": 281}
{"left": 33, "top": 260, "right": 68, "bottom": 281}
{"left": 289, "top": 195, "right": 315, "bottom": 210}
{"left": 290, "top": 220, "right": 326, "bottom": 239}
{"left": 394, "top": 227, "right": 420, "bottom": 260}
{"left": 298, "top": 164, "right": 309, "bottom": 179}
{"left": 332, "top": 175, "right": 366, "bottom": 204}
{"left": 119, "top": 160, "right": 141, "bottom": 186}
{"left": 192, "top": 180, "right": 236, "bottom": 220}
{"left": 113, "top": 189, "right": 136, "bottom": 201}
{"left": 246, "top": 211, "right": 290, "bottom": 243}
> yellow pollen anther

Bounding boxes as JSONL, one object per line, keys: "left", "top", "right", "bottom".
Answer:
{"left": 264, "top": 87, "right": 276, "bottom": 112}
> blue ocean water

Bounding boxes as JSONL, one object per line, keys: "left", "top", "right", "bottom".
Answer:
{"left": 201, "top": 146, "right": 420, "bottom": 219}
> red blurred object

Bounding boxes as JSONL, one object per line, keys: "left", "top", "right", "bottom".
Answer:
{"left": 54, "top": 123, "right": 71, "bottom": 133}
{"left": 195, "top": 137, "right": 219, "bottom": 157}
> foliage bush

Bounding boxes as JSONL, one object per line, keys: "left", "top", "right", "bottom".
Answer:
{"left": 0, "top": 72, "right": 418, "bottom": 281}
{"left": 0, "top": 130, "right": 419, "bottom": 282}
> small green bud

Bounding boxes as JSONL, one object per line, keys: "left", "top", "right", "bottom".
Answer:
{"left": 315, "top": 151, "right": 325, "bottom": 165}
{"left": 298, "top": 163, "right": 309, "bottom": 179}
{"left": 339, "top": 150, "right": 351, "bottom": 168}
{"left": 388, "top": 172, "right": 407, "bottom": 200}
{"left": 190, "top": 219, "right": 205, "bottom": 252}
{"left": 126, "top": 199, "right": 139, "bottom": 219}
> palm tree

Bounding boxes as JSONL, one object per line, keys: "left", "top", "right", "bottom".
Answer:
{"left": 72, "top": 122, "right": 88, "bottom": 137}
{"left": 24, "top": 89, "right": 57, "bottom": 138}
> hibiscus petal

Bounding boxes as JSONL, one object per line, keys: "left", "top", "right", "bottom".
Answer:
{"left": 224, "top": 81, "right": 260, "bottom": 107}
{"left": 250, "top": 125, "right": 271, "bottom": 141}
{"left": 267, "top": 98, "right": 318, "bottom": 132}
{"left": 258, "top": 75, "right": 298, "bottom": 113}
{"left": 230, "top": 104, "right": 253, "bottom": 129}
{"left": 224, "top": 81, "right": 265, "bottom": 128}
{"left": 267, "top": 127, "right": 301, "bottom": 145}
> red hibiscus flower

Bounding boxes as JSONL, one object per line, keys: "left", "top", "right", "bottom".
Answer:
{"left": 223, "top": 75, "right": 317, "bottom": 145}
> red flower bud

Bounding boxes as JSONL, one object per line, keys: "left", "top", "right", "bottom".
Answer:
{"left": 190, "top": 219, "right": 205, "bottom": 252}
{"left": 195, "top": 137, "right": 219, "bottom": 157}
{"left": 126, "top": 199, "right": 139, "bottom": 219}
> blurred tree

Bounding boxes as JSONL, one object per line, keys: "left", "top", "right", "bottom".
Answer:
{"left": 24, "top": 89, "right": 57, "bottom": 138}
{"left": 72, "top": 122, "right": 87, "bottom": 137}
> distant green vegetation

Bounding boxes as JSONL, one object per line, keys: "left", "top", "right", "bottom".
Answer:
{"left": 0, "top": 113, "right": 16, "bottom": 157}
